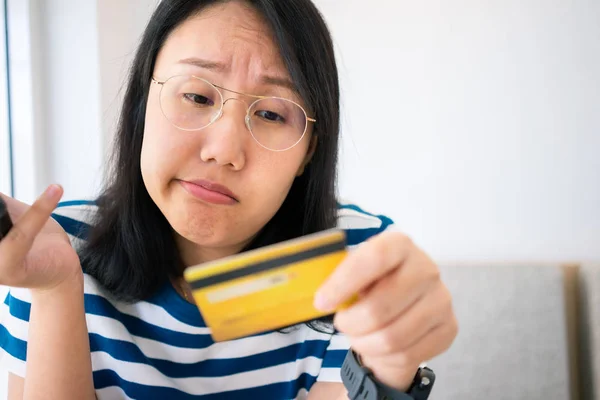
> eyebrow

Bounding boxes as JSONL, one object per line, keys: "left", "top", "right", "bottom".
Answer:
{"left": 178, "top": 57, "right": 297, "bottom": 93}
{"left": 261, "top": 75, "right": 297, "bottom": 93}
{"left": 178, "top": 57, "right": 228, "bottom": 72}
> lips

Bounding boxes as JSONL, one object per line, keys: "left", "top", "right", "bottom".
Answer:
{"left": 179, "top": 179, "right": 239, "bottom": 205}
{"left": 190, "top": 180, "right": 237, "bottom": 200}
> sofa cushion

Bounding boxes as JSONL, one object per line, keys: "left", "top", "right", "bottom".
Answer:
{"left": 428, "top": 264, "right": 572, "bottom": 400}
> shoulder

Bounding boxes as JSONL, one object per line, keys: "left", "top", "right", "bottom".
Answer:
{"left": 336, "top": 201, "right": 394, "bottom": 246}
{"left": 51, "top": 200, "right": 98, "bottom": 249}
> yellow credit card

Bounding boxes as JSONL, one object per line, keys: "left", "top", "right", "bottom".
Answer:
{"left": 184, "top": 229, "right": 351, "bottom": 342}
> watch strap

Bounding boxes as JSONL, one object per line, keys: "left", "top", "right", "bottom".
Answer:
{"left": 341, "top": 349, "right": 416, "bottom": 400}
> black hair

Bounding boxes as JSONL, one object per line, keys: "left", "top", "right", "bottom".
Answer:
{"left": 79, "top": 0, "right": 340, "bottom": 330}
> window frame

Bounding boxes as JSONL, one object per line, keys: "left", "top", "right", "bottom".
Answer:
{"left": 0, "top": 0, "right": 13, "bottom": 196}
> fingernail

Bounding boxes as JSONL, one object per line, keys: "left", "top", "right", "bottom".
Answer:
{"left": 44, "top": 184, "right": 61, "bottom": 200}
{"left": 314, "top": 291, "right": 334, "bottom": 312}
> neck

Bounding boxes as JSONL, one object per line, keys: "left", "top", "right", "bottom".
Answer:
{"left": 175, "top": 234, "right": 253, "bottom": 268}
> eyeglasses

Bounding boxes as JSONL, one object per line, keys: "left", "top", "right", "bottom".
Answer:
{"left": 151, "top": 75, "right": 316, "bottom": 152}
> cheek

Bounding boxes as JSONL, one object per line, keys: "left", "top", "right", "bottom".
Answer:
{"left": 140, "top": 96, "right": 191, "bottom": 197}
{"left": 247, "top": 141, "right": 309, "bottom": 207}
{"left": 257, "top": 157, "right": 296, "bottom": 189}
{"left": 140, "top": 123, "right": 170, "bottom": 198}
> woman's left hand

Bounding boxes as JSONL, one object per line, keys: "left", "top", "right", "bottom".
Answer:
{"left": 314, "top": 230, "right": 458, "bottom": 392}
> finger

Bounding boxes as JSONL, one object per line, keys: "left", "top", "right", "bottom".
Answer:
{"left": 0, "top": 185, "right": 63, "bottom": 270}
{"left": 344, "top": 282, "right": 453, "bottom": 356}
{"left": 314, "top": 231, "right": 414, "bottom": 311}
{"left": 355, "top": 317, "right": 458, "bottom": 390}
{"left": 334, "top": 250, "right": 438, "bottom": 335}
{"left": 360, "top": 315, "right": 458, "bottom": 372}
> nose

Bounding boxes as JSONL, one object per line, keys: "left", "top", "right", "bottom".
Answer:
{"left": 199, "top": 99, "right": 248, "bottom": 170}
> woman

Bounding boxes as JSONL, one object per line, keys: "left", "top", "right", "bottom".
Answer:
{"left": 0, "top": 0, "right": 457, "bottom": 398}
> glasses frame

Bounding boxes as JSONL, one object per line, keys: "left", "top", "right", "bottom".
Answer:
{"left": 151, "top": 75, "right": 317, "bottom": 152}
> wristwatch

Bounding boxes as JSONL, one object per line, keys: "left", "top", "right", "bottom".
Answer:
{"left": 340, "top": 349, "right": 435, "bottom": 400}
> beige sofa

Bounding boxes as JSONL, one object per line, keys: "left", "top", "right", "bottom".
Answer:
{"left": 429, "top": 263, "right": 600, "bottom": 400}
{"left": 1, "top": 263, "right": 599, "bottom": 399}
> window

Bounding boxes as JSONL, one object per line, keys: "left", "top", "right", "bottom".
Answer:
{"left": 0, "top": 0, "right": 12, "bottom": 196}
{"left": 0, "top": 4, "right": 8, "bottom": 391}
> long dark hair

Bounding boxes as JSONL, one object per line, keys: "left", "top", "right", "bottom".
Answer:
{"left": 79, "top": 0, "right": 340, "bottom": 312}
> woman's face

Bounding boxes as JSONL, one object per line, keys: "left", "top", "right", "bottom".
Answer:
{"left": 141, "top": 1, "right": 315, "bottom": 265}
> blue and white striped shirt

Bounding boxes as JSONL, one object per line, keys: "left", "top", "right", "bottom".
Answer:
{"left": 0, "top": 201, "right": 394, "bottom": 399}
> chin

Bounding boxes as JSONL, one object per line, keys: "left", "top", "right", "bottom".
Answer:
{"left": 172, "top": 211, "right": 222, "bottom": 242}
{"left": 170, "top": 204, "right": 246, "bottom": 245}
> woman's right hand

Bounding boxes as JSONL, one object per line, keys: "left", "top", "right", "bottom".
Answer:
{"left": 0, "top": 184, "right": 82, "bottom": 290}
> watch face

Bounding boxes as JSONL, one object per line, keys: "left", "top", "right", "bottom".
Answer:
{"left": 409, "top": 367, "right": 435, "bottom": 400}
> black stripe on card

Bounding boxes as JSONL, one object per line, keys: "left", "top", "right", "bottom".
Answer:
{"left": 189, "top": 240, "right": 346, "bottom": 290}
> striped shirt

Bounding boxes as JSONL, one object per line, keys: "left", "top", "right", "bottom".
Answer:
{"left": 0, "top": 201, "right": 394, "bottom": 399}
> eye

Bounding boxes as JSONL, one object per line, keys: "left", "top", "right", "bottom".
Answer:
{"left": 255, "top": 110, "right": 285, "bottom": 123}
{"left": 183, "top": 93, "right": 215, "bottom": 107}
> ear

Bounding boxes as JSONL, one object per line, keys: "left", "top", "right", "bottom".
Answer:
{"left": 296, "top": 135, "right": 318, "bottom": 177}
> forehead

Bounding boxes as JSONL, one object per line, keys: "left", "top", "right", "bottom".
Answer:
{"left": 157, "top": 1, "right": 289, "bottom": 81}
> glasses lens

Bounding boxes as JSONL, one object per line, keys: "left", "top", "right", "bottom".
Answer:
{"left": 247, "top": 98, "right": 307, "bottom": 151}
{"left": 159, "top": 76, "right": 222, "bottom": 131}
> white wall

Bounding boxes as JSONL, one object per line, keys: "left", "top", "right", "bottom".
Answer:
{"left": 316, "top": 0, "right": 600, "bottom": 262}
{"left": 97, "top": 0, "right": 161, "bottom": 155}
{"left": 4, "top": 0, "right": 103, "bottom": 203}
{"left": 6, "top": 0, "right": 156, "bottom": 204}
{"left": 38, "top": 0, "right": 105, "bottom": 202}
{"left": 5, "top": 0, "right": 600, "bottom": 262}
